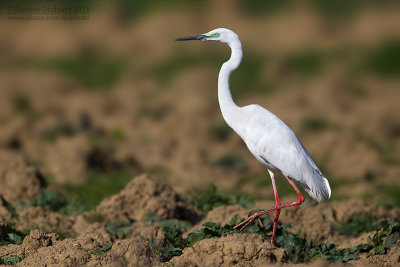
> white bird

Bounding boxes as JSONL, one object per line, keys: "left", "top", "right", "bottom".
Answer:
{"left": 176, "top": 28, "right": 331, "bottom": 245}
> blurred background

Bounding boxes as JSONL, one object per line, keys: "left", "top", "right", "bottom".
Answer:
{"left": 0, "top": 0, "right": 399, "bottom": 211}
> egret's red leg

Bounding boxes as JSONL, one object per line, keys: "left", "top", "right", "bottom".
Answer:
{"left": 234, "top": 175, "right": 304, "bottom": 243}
{"left": 269, "top": 170, "right": 281, "bottom": 245}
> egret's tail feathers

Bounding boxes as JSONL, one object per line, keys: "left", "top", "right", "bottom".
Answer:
{"left": 300, "top": 175, "right": 331, "bottom": 202}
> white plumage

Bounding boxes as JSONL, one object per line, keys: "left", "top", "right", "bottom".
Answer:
{"left": 176, "top": 28, "right": 331, "bottom": 245}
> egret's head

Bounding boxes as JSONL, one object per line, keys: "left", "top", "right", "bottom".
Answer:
{"left": 175, "top": 28, "right": 239, "bottom": 45}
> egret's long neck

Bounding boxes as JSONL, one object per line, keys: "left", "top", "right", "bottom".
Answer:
{"left": 218, "top": 38, "right": 243, "bottom": 127}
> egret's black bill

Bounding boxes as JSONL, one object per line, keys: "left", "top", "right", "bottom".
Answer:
{"left": 175, "top": 34, "right": 206, "bottom": 41}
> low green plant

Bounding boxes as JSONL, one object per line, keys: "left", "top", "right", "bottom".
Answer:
{"left": 187, "top": 184, "right": 253, "bottom": 213}
{"left": 40, "top": 55, "right": 126, "bottom": 91}
{"left": 364, "top": 39, "right": 400, "bottom": 77}
{"left": 0, "top": 255, "right": 22, "bottom": 265}
{"left": 332, "top": 211, "right": 379, "bottom": 236}
{"left": 91, "top": 243, "right": 113, "bottom": 257}
{"left": 211, "top": 123, "right": 232, "bottom": 141}
{"left": 211, "top": 152, "right": 247, "bottom": 172}
{"left": 143, "top": 213, "right": 192, "bottom": 233}
{"left": 0, "top": 195, "right": 18, "bottom": 219}
{"left": 157, "top": 225, "right": 187, "bottom": 262}
{"left": 0, "top": 223, "right": 27, "bottom": 247}
{"left": 106, "top": 219, "right": 133, "bottom": 239}
{"left": 63, "top": 171, "right": 133, "bottom": 211}
{"left": 41, "top": 122, "right": 76, "bottom": 141}
{"left": 20, "top": 189, "right": 69, "bottom": 212}
{"left": 285, "top": 50, "right": 324, "bottom": 75}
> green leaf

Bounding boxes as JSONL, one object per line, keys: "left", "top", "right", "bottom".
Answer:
{"left": 334, "top": 212, "right": 379, "bottom": 237}
{"left": 187, "top": 184, "right": 253, "bottom": 213}
{"left": 374, "top": 245, "right": 386, "bottom": 254}
{"left": 385, "top": 232, "right": 399, "bottom": 247}
{"left": 187, "top": 230, "right": 205, "bottom": 246}
{"left": 7, "top": 233, "right": 22, "bottom": 245}
{"left": 156, "top": 220, "right": 192, "bottom": 233}
{"left": 1, "top": 255, "right": 22, "bottom": 265}
{"left": 211, "top": 153, "right": 247, "bottom": 172}
{"left": 106, "top": 219, "right": 133, "bottom": 239}
{"left": 0, "top": 195, "right": 18, "bottom": 219}
{"left": 102, "top": 243, "right": 112, "bottom": 252}
{"left": 143, "top": 212, "right": 158, "bottom": 223}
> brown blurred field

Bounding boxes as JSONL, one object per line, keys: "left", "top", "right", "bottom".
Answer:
{"left": 0, "top": 0, "right": 400, "bottom": 266}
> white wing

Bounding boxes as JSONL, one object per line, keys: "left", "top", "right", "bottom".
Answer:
{"left": 232, "top": 104, "right": 331, "bottom": 201}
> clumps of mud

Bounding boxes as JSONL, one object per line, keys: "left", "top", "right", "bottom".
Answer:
{"left": 1, "top": 174, "right": 400, "bottom": 266}
{"left": 0, "top": 174, "right": 201, "bottom": 266}
{"left": 0, "top": 229, "right": 156, "bottom": 267}
{"left": 15, "top": 207, "right": 75, "bottom": 235}
{"left": 172, "top": 233, "right": 287, "bottom": 267}
{"left": 96, "top": 174, "right": 203, "bottom": 223}
{"left": 0, "top": 151, "right": 45, "bottom": 203}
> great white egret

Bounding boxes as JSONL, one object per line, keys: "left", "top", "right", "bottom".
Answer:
{"left": 176, "top": 28, "right": 331, "bottom": 245}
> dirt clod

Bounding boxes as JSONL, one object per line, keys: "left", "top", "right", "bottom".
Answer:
{"left": 96, "top": 174, "right": 203, "bottom": 223}
{"left": 15, "top": 207, "right": 75, "bottom": 236}
{"left": 129, "top": 221, "right": 165, "bottom": 247}
{"left": 0, "top": 151, "right": 44, "bottom": 203}
{"left": 171, "top": 233, "right": 287, "bottom": 267}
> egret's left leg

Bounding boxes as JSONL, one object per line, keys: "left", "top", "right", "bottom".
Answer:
{"left": 233, "top": 175, "right": 304, "bottom": 241}
{"left": 269, "top": 170, "right": 281, "bottom": 245}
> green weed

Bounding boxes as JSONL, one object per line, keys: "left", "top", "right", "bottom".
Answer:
{"left": 0, "top": 225, "right": 26, "bottom": 247}
{"left": 211, "top": 152, "right": 247, "bottom": 172}
{"left": 300, "top": 116, "right": 339, "bottom": 133}
{"left": 0, "top": 255, "right": 22, "bottom": 265}
{"left": 41, "top": 122, "right": 76, "bottom": 141}
{"left": 19, "top": 189, "right": 70, "bottom": 213}
{"left": 12, "top": 95, "right": 32, "bottom": 114}
{"left": 143, "top": 213, "right": 192, "bottom": 233}
{"left": 377, "top": 183, "right": 400, "bottom": 206}
{"left": 364, "top": 39, "right": 400, "bottom": 77}
{"left": 157, "top": 225, "right": 186, "bottom": 262}
{"left": 111, "top": 128, "right": 125, "bottom": 141}
{"left": 284, "top": 50, "right": 324, "bottom": 76}
{"left": 91, "top": 243, "right": 113, "bottom": 257}
{"left": 138, "top": 106, "right": 168, "bottom": 121}
{"left": 211, "top": 122, "right": 232, "bottom": 141}
{"left": 313, "top": 0, "right": 361, "bottom": 20}
{"left": 24, "top": 55, "right": 126, "bottom": 91}
{"left": 145, "top": 165, "right": 170, "bottom": 181}
{"left": 187, "top": 184, "right": 253, "bottom": 213}
{"left": 0, "top": 195, "right": 18, "bottom": 219}
{"left": 238, "top": 0, "right": 293, "bottom": 16}
{"left": 106, "top": 219, "right": 133, "bottom": 239}
{"left": 355, "top": 130, "right": 400, "bottom": 165}
{"left": 63, "top": 171, "right": 133, "bottom": 211}
{"left": 332, "top": 211, "right": 379, "bottom": 237}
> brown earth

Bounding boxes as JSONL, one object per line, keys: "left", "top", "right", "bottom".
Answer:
{"left": 95, "top": 174, "right": 203, "bottom": 223}
{"left": 0, "top": 175, "right": 399, "bottom": 266}
{"left": 0, "top": 0, "right": 400, "bottom": 266}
